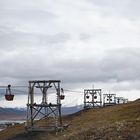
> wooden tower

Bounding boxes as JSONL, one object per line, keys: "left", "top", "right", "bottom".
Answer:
{"left": 26, "top": 80, "right": 63, "bottom": 132}
{"left": 103, "top": 93, "right": 116, "bottom": 107}
{"left": 84, "top": 89, "right": 102, "bottom": 109}
{"left": 115, "top": 97, "right": 128, "bottom": 104}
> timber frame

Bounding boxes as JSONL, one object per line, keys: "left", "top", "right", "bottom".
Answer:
{"left": 84, "top": 89, "right": 102, "bottom": 109}
{"left": 103, "top": 93, "right": 116, "bottom": 107}
{"left": 115, "top": 97, "right": 128, "bottom": 104}
{"left": 26, "top": 80, "right": 63, "bottom": 132}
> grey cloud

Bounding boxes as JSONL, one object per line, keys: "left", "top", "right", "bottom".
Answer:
{"left": 0, "top": 31, "right": 39, "bottom": 50}
{"left": 39, "top": 33, "right": 71, "bottom": 46}
{"left": 79, "top": 33, "right": 93, "bottom": 41}
{"left": 100, "top": 48, "right": 140, "bottom": 82}
{"left": 88, "top": 0, "right": 140, "bottom": 20}
{"left": 2, "top": 47, "right": 139, "bottom": 88}
{"left": 110, "top": 80, "right": 140, "bottom": 91}
{"left": 0, "top": 0, "right": 140, "bottom": 97}
{"left": 0, "top": 29, "right": 71, "bottom": 50}
{"left": 49, "top": 47, "right": 140, "bottom": 85}
{"left": 0, "top": 9, "right": 56, "bottom": 22}
{"left": 0, "top": 0, "right": 56, "bottom": 22}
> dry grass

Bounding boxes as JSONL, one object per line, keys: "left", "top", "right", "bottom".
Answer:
{"left": 0, "top": 99, "right": 140, "bottom": 140}
{"left": 0, "top": 124, "right": 25, "bottom": 140}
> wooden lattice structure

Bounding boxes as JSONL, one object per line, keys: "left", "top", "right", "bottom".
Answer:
{"left": 26, "top": 80, "right": 63, "bottom": 132}
{"left": 115, "top": 97, "right": 128, "bottom": 104}
{"left": 84, "top": 89, "right": 102, "bottom": 109}
{"left": 103, "top": 93, "right": 116, "bottom": 107}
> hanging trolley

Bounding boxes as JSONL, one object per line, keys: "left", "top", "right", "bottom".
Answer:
{"left": 93, "top": 91, "right": 97, "bottom": 99}
{"left": 5, "top": 85, "right": 14, "bottom": 101}
{"left": 60, "top": 88, "right": 65, "bottom": 100}
{"left": 94, "top": 95, "right": 97, "bottom": 99}
{"left": 86, "top": 95, "right": 89, "bottom": 99}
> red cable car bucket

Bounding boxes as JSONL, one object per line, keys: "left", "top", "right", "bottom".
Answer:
{"left": 5, "top": 94, "right": 14, "bottom": 101}
{"left": 60, "top": 88, "right": 65, "bottom": 100}
{"left": 60, "top": 95, "right": 65, "bottom": 100}
{"left": 5, "top": 85, "right": 14, "bottom": 101}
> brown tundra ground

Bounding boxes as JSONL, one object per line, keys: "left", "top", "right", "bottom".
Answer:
{"left": 0, "top": 99, "right": 140, "bottom": 140}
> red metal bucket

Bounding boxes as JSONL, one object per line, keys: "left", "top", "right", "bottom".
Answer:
{"left": 5, "top": 94, "right": 14, "bottom": 101}
{"left": 60, "top": 95, "right": 65, "bottom": 100}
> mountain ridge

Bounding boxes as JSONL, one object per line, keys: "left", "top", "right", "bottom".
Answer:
{"left": 0, "top": 106, "right": 82, "bottom": 120}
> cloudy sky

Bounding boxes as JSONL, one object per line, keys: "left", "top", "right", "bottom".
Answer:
{"left": 0, "top": 0, "right": 140, "bottom": 107}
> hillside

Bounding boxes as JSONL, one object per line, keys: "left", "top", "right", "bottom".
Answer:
{"left": 0, "top": 99, "right": 140, "bottom": 140}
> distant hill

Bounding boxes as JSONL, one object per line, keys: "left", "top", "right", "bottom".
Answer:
{"left": 0, "top": 106, "right": 82, "bottom": 120}
{"left": 0, "top": 107, "right": 26, "bottom": 120}
{"left": 0, "top": 99, "right": 140, "bottom": 140}
{"left": 62, "top": 105, "right": 83, "bottom": 115}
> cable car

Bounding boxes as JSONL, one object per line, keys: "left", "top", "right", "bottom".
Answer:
{"left": 60, "top": 95, "right": 65, "bottom": 100}
{"left": 60, "top": 88, "right": 65, "bottom": 100}
{"left": 5, "top": 85, "right": 14, "bottom": 101}
{"left": 94, "top": 95, "right": 97, "bottom": 99}
{"left": 86, "top": 95, "right": 89, "bottom": 99}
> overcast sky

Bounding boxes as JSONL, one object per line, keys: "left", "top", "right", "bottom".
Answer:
{"left": 0, "top": 0, "right": 140, "bottom": 107}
